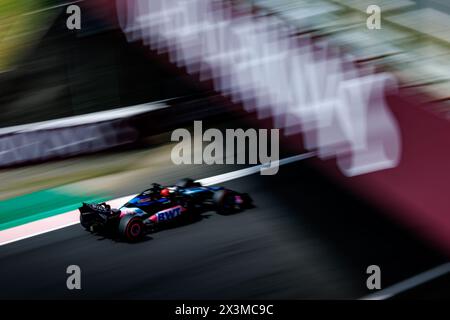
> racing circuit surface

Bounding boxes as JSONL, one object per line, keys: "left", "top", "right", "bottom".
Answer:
{"left": 0, "top": 159, "right": 447, "bottom": 299}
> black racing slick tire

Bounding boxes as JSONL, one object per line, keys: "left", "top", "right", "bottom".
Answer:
{"left": 80, "top": 213, "right": 91, "bottom": 231}
{"left": 213, "top": 190, "right": 237, "bottom": 215}
{"left": 176, "top": 178, "right": 201, "bottom": 188}
{"left": 119, "top": 215, "right": 145, "bottom": 242}
{"left": 240, "top": 193, "right": 253, "bottom": 208}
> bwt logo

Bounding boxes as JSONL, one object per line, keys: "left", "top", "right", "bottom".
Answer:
{"left": 171, "top": 121, "right": 280, "bottom": 175}
{"left": 157, "top": 206, "right": 182, "bottom": 221}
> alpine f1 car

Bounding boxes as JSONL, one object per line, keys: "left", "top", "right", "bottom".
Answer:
{"left": 79, "top": 178, "right": 252, "bottom": 241}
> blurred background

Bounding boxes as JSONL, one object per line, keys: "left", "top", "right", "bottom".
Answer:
{"left": 0, "top": 0, "right": 449, "bottom": 299}
{"left": 1, "top": 0, "right": 449, "bottom": 125}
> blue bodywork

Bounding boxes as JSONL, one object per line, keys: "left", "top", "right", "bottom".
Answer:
{"left": 120, "top": 186, "right": 224, "bottom": 215}
{"left": 180, "top": 186, "right": 223, "bottom": 195}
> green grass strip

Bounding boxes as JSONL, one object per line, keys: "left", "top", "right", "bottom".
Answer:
{"left": 0, "top": 188, "right": 108, "bottom": 231}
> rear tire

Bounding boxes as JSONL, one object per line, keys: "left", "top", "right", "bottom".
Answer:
{"left": 119, "top": 215, "right": 145, "bottom": 242}
{"left": 80, "top": 213, "right": 91, "bottom": 231}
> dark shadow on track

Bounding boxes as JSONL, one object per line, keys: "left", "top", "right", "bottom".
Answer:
{"left": 238, "top": 159, "right": 447, "bottom": 295}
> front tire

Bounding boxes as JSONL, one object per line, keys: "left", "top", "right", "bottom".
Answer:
{"left": 213, "top": 190, "right": 237, "bottom": 215}
{"left": 119, "top": 215, "right": 145, "bottom": 242}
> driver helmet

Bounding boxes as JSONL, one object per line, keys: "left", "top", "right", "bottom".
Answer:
{"left": 160, "top": 188, "right": 170, "bottom": 197}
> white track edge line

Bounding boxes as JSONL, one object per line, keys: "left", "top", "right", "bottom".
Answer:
{"left": 359, "top": 262, "right": 450, "bottom": 300}
{"left": 197, "top": 152, "right": 316, "bottom": 186}
{"left": 0, "top": 222, "right": 80, "bottom": 247}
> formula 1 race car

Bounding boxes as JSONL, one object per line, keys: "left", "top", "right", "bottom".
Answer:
{"left": 79, "top": 178, "right": 252, "bottom": 241}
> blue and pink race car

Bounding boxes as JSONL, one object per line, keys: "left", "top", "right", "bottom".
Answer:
{"left": 79, "top": 178, "right": 252, "bottom": 241}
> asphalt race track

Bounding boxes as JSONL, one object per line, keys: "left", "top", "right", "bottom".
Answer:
{"left": 0, "top": 160, "right": 447, "bottom": 299}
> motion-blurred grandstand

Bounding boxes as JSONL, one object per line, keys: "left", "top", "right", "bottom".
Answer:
{"left": 1, "top": 0, "right": 449, "bottom": 121}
